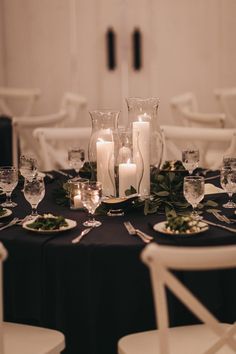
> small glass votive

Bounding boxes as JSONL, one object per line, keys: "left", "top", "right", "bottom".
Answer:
{"left": 68, "top": 177, "right": 89, "bottom": 210}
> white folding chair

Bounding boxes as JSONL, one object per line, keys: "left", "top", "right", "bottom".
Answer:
{"left": 170, "top": 92, "right": 225, "bottom": 128}
{"left": 60, "top": 92, "right": 87, "bottom": 127}
{"left": 0, "top": 242, "right": 65, "bottom": 354}
{"left": 118, "top": 243, "right": 236, "bottom": 354}
{"left": 161, "top": 125, "right": 236, "bottom": 169}
{"left": 33, "top": 127, "right": 91, "bottom": 170}
{"left": 0, "top": 87, "right": 41, "bottom": 117}
{"left": 12, "top": 111, "right": 67, "bottom": 167}
{"left": 215, "top": 87, "right": 236, "bottom": 128}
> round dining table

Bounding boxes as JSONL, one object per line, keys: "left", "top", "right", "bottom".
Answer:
{"left": 0, "top": 170, "right": 236, "bottom": 354}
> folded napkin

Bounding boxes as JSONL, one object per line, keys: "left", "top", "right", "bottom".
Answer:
{"left": 205, "top": 183, "right": 224, "bottom": 195}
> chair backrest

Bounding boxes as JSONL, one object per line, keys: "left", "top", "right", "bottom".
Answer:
{"left": 170, "top": 92, "right": 198, "bottom": 125}
{"left": 0, "top": 243, "right": 7, "bottom": 354}
{"left": 141, "top": 243, "right": 236, "bottom": 354}
{"left": 161, "top": 125, "right": 236, "bottom": 169}
{"left": 0, "top": 87, "right": 41, "bottom": 116}
{"left": 60, "top": 92, "right": 87, "bottom": 127}
{"left": 33, "top": 127, "right": 91, "bottom": 170}
{"left": 12, "top": 111, "right": 67, "bottom": 167}
{"left": 215, "top": 87, "right": 236, "bottom": 128}
{"left": 170, "top": 92, "right": 225, "bottom": 128}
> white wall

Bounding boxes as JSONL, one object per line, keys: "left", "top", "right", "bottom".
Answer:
{"left": 1, "top": 0, "right": 236, "bottom": 126}
{"left": 0, "top": 0, "right": 6, "bottom": 85}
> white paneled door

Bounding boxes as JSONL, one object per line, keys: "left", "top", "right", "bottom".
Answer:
{"left": 1, "top": 0, "right": 236, "bottom": 125}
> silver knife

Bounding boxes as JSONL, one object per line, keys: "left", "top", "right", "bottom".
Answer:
{"left": 72, "top": 227, "right": 93, "bottom": 244}
{"left": 203, "top": 219, "right": 236, "bottom": 233}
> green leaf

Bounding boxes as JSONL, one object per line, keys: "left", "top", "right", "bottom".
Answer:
{"left": 168, "top": 172, "right": 175, "bottom": 182}
{"left": 156, "top": 191, "right": 170, "bottom": 197}
{"left": 204, "top": 200, "right": 218, "bottom": 207}
{"left": 125, "top": 185, "right": 137, "bottom": 196}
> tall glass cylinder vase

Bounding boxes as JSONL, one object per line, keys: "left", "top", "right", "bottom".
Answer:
{"left": 126, "top": 97, "right": 164, "bottom": 197}
{"left": 88, "top": 110, "right": 119, "bottom": 197}
{"left": 109, "top": 129, "right": 144, "bottom": 198}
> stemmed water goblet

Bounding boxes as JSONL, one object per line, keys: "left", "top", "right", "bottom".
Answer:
{"left": 81, "top": 181, "right": 102, "bottom": 227}
{"left": 223, "top": 155, "right": 236, "bottom": 169}
{"left": 23, "top": 175, "right": 45, "bottom": 219}
{"left": 182, "top": 149, "right": 200, "bottom": 175}
{"left": 68, "top": 147, "right": 85, "bottom": 177}
{"left": 19, "top": 155, "right": 38, "bottom": 180}
{"left": 220, "top": 166, "right": 236, "bottom": 208}
{"left": 183, "top": 175, "right": 205, "bottom": 219}
{"left": 0, "top": 166, "right": 18, "bottom": 207}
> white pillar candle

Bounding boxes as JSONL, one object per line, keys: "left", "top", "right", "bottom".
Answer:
{"left": 96, "top": 140, "right": 115, "bottom": 196}
{"left": 133, "top": 118, "right": 150, "bottom": 196}
{"left": 119, "top": 162, "right": 137, "bottom": 197}
{"left": 74, "top": 193, "right": 83, "bottom": 209}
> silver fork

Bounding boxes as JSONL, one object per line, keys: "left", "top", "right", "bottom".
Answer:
{"left": 124, "top": 221, "right": 153, "bottom": 243}
{"left": 0, "top": 217, "right": 19, "bottom": 231}
{"left": 211, "top": 210, "right": 232, "bottom": 224}
{"left": 72, "top": 227, "right": 93, "bottom": 244}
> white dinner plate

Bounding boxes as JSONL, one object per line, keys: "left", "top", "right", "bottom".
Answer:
{"left": 153, "top": 221, "right": 209, "bottom": 236}
{"left": 22, "top": 218, "right": 77, "bottom": 234}
{"left": 0, "top": 208, "right": 12, "bottom": 219}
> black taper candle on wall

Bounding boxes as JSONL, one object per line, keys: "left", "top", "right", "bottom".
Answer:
{"left": 132, "top": 28, "right": 142, "bottom": 70}
{"left": 106, "top": 27, "right": 116, "bottom": 70}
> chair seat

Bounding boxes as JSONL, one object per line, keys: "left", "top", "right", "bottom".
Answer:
{"left": 3, "top": 322, "right": 65, "bottom": 354}
{"left": 118, "top": 324, "right": 235, "bottom": 354}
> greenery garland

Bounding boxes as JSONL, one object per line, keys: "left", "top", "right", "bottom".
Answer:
{"left": 52, "top": 161, "right": 218, "bottom": 215}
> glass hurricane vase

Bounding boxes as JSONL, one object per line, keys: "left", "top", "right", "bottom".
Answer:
{"left": 126, "top": 97, "right": 164, "bottom": 197}
{"left": 88, "top": 110, "right": 119, "bottom": 197}
{"left": 109, "top": 128, "right": 144, "bottom": 198}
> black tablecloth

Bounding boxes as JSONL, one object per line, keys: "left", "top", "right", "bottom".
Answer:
{"left": 0, "top": 171, "right": 236, "bottom": 354}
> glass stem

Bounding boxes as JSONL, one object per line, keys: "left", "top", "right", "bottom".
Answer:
{"left": 228, "top": 192, "right": 233, "bottom": 202}
{"left": 191, "top": 204, "right": 199, "bottom": 217}
{"left": 5, "top": 192, "right": 12, "bottom": 203}
{"left": 88, "top": 211, "right": 95, "bottom": 222}
{"left": 31, "top": 205, "right": 38, "bottom": 216}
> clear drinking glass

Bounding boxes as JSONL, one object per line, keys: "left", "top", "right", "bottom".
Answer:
{"left": 182, "top": 149, "right": 199, "bottom": 174}
{"left": 23, "top": 175, "right": 45, "bottom": 219}
{"left": 68, "top": 147, "right": 85, "bottom": 176}
{"left": 19, "top": 155, "right": 38, "bottom": 180}
{"left": 81, "top": 181, "right": 102, "bottom": 227}
{"left": 223, "top": 155, "right": 236, "bottom": 168}
{"left": 183, "top": 176, "right": 205, "bottom": 219}
{"left": 0, "top": 166, "right": 18, "bottom": 207}
{"left": 220, "top": 166, "right": 236, "bottom": 208}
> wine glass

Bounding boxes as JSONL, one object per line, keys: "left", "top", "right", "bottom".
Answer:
{"left": 0, "top": 166, "right": 18, "bottom": 207}
{"left": 220, "top": 166, "right": 236, "bottom": 208}
{"left": 183, "top": 176, "right": 205, "bottom": 219}
{"left": 223, "top": 155, "right": 236, "bottom": 168}
{"left": 68, "top": 147, "right": 85, "bottom": 176}
{"left": 182, "top": 149, "right": 199, "bottom": 174}
{"left": 81, "top": 181, "right": 102, "bottom": 227}
{"left": 19, "top": 155, "right": 38, "bottom": 180}
{"left": 23, "top": 175, "right": 45, "bottom": 219}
